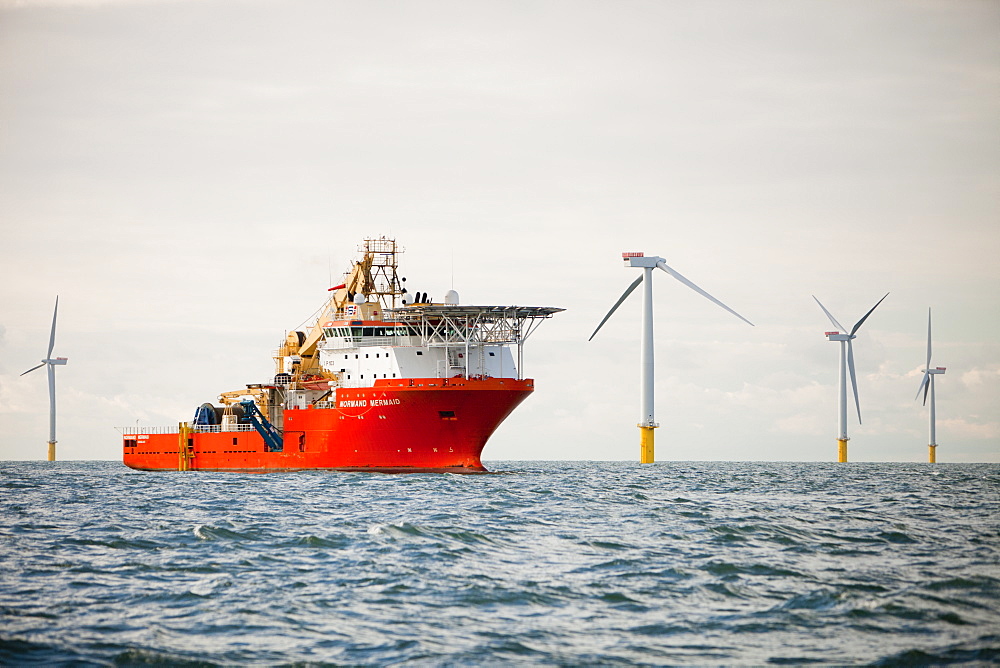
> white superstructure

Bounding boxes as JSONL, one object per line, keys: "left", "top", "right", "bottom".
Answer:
{"left": 315, "top": 304, "right": 559, "bottom": 389}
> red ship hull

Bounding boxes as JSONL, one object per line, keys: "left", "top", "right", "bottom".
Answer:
{"left": 122, "top": 377, "right": 531, "bottom": 473}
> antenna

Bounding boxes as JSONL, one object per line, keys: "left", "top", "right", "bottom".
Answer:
{"left": 590, "top": 252, "right": 753, "bottom": 463}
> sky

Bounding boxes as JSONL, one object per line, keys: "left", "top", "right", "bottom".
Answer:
{"left": 1, "top": 0, "right": 998, "bottom": 463}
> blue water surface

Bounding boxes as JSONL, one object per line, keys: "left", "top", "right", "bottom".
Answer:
{"left": 1, "top": 460, "right": 998, "bottom": 665}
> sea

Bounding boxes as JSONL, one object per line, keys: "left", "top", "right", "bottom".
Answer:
{"left": 1, "top": 460, "right": 998, "bottom": 666}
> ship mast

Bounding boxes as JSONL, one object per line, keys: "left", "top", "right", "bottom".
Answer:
{"left": 358, "top": 237, "right": 405, "bottom": 311}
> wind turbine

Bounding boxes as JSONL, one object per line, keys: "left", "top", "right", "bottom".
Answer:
{"left": 915, "top": 308, "right": 946, "bottom": 463}
{"left": 590, "top": 252, "right": 753, "bottom": 464}
{"left": 813, "top": 293, "right": 888, "bottom": 463}
{"left": 21, "top": 296, "right": 68, "bottom": 461}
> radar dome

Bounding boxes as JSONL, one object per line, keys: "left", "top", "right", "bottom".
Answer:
{"left": 353, "top": 293, "right": 366, "bottom": 305}
{"left": 444, "top": 290, "right": 459, "bottom": 305}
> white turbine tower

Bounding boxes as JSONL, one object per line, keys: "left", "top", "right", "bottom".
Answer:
{"left": 813, "top": 293, "right": 888, "bottom": 463}
{"left": 21, "top": 296, "right": 68, "bottom": 461}
{"left": 590, "top": 252, "right": 753, "bottom": 464}
{"left": 915, "top": 308, "right": 946, "bottom": 463}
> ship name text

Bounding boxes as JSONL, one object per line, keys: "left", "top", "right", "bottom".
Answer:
{"left": 339, "top": 398, "right": 402, "bottom": 408}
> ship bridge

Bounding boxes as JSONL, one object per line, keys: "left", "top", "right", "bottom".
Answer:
{"left": 385, "top": 304, "right": 564, "bottom": 380}
{"left": 315, "top": 304, "right": 563, "bottom": 387}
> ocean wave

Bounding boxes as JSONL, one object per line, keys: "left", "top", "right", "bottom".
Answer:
{"left": 0, "top": 460, "right": 997, "bottom": 665}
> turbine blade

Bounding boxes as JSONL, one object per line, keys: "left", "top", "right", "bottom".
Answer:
{"left": 656, "top": 261, "right": 754, "bottom": 326}
{"left": 923, "top": 373, "right": 931, "bottom": 406}
{"left": 47, "top": 296, "right": 59, "bottom": 360}
{"left": 812, "top": 296, "right": 847, "bottom": 332}
{"left": 926, "top": 307, "right": 932, "bottom": 369}
{"left": 916, "top": 372, "right": 930, "bottom": 404}
{"left": 848, "top": 339, "right": 862, "bottom": 424}
{"left": 20, "top": 363, "right": 45, "bottom": 376}
{"left": 850, "top": 292, "right": 889, "bottom": 336}
{"left": 588, "top": 275, "right": 643, "bottom": 341}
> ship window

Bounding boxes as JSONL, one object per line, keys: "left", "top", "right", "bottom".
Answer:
{"left": 417, "top": 351, "right": 423, "bottom": 356}
{"left": 363, "top": 327, "right": 374, "bottom": 336}
{"left": 365, "top": 354, "right": 369, "bottom": 358}
{"left": 439, "top": 410, "right": 456, "bottom": 420}
{"left": 489, "top": 352, "right": 496, "bottom": 357}
{"left": 232, "top": 437, "right": 238, "bottom": 445}
{"left": 355, "top": 354, "right": 359, "bottom": 359}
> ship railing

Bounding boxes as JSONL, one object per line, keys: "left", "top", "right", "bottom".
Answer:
{"left": 122, "top": 425, "right": 181, "bottom": 435}
{"left": 121, "top": 424, "right": 257, "bottom": 435}
{"left": 191, "top": 424, "right": 256, "bottom": 433}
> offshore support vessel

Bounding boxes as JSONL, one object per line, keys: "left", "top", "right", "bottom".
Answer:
{"left": 122, "top": 238, "right": 562, "bottom": 473}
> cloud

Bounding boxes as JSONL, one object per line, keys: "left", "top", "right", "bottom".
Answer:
{"left": 961, "top": 366, "right": 1000, "bottom": 388}
{"left": 1, "top": 0, "right": 998, "bottom": 462}
{"left": 938, "top": 417, "right": 1000, "bottom": 441}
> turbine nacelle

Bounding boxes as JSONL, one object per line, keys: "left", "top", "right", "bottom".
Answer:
{"left": 825, "top": 333, "right": 852, "bottom": 342}
{"left": 622, "top": 252, "right": 662, "bottom": 268}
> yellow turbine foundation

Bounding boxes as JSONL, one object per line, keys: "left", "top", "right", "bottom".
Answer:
{"left": 640, "top": 425, "right": 656, "bottom": 464}
{"left": 837, "top": 439, "right": 848, "bottom": 463}
{"left": 47, "top": 441, "right": 55, "bottom": 462}
{"left": 178, "top": 422, "right": 192, "bottom": 471}
{"left": 929, "top": 444, "right": 937, "bottom": 464}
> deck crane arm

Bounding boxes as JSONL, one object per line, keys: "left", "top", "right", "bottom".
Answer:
{"left": 293, "top": 254, "right": 374, "bottom": 367}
